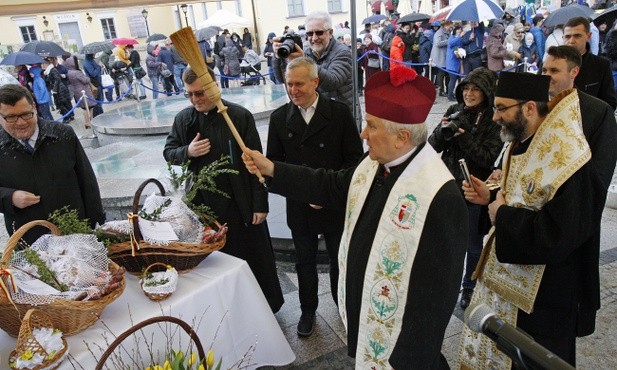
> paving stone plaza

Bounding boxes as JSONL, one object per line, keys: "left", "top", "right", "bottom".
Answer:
{"left": 1, "top": 81, "right": 616, "bottom": 369}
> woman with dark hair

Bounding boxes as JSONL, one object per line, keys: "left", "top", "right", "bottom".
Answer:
{"left": 361, "top": 33, "right": 381, "bottom": 81}
{"left": 82, "top": 53, "right": 103, "bottom": 117}
{"left": 242, "top": 27, "right": 253, "bottom": 50}
{"left": 64, "top": 56, "right": 99, "bottom": 127}
{"left": 428, "top": 67, "right": 503, "bottom": 310}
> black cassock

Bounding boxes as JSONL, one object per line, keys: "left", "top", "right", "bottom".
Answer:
{"left": 270, "top": 147, "right": 468, "bottom": 369}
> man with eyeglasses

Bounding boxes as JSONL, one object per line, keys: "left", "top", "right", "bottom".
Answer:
{"left": 163, "top": 67, "right": 284, "bottom": 314}
{"left": 563, "top": 16, "right": 616, "bottom": 110}
{"left": 458, "top": 72, "right": 607, "bottom": 368}
{"left": 272, "top": 10, "right": 354, "bottom": 114}
{"left": 0, "top": 84, "right": 104, "bottom": 244}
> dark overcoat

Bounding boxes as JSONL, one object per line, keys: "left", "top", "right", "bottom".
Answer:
{"left": 266, "top": 95, "right": 363, "bottom": 234}
{"left": 0, "top": 119, "right": 105, "bottom": 243}
{"left": 576, "top": 44, "right": 617, "bottom": 110}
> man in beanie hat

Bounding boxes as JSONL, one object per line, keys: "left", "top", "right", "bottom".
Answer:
{"left": 458, "top": 72, "right": 606, "bottom": 368}
{"left": 243, "top": 67, "right": 468, "bottom": 368}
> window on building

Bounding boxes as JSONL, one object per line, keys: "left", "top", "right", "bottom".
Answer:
{"left": 20, "top": 26, "right": 37, "bottom": 42}
{"left": 287, "top": 0, "right": 304, "bottom": 17}
{"left": 327, "top": 0, "right": 343, "bottom": 13}
{"left": 101, "top": 18, "right": 117, "bottom": 40}
{"left": 127, "top": 15, "right": 147, "bottom": 38}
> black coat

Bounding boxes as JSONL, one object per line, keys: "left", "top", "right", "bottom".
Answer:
{"left": 578, "top": 90, "right": 617, "bottom": 190}
{"left": 163, "top": 101, "right": 268, "bottom": 222}
{"left": 0, "top": 119, "right": 105, "bottom": 244}
{"left": 575, "top": 44, "right": 617, "bottom": 110}
{"left": 266, "top": 95, "right": 363, "bottom": 234}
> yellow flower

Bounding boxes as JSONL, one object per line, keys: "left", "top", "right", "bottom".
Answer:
{"left": 198, "top": 365, "right": 205, "bottom": 370}
{"left": 188, "top": 352, "right": 197, "bottom": 366}
{"left": 163, "top": 359, "right": 172, "bottom": 370}
{"left": 206, "top": 349, "right": 215, "bottom": 367}
{"left": 174, "top": 350, "right": 184, "bottom": 362}
{"left": 20, "top": 349, "right": 33, "bottom": 360}
{"left": 167, "top": 265, "right": 173, "bottom": 269}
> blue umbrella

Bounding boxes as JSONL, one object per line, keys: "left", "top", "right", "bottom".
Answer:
{"left": 0, "top": 51, "right": 45, "bottom": 66}
{"left": 446, "top": 0, "right": 504, "bottom": 22}
{"left": 361, "top": 14, "right": 387, "bottom": 25}
{"left": 543, "top": 4, "right": 595, "bottom": 28}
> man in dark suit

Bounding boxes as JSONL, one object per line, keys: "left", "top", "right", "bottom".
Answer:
{"left": 0, "top": 84, "right": 105, "bottom": 244}
{"left": 564, "top": 17, "right": 616, "bottom": 110}
{"left": 267, "top": 57, "right": 363, "bottom": 336}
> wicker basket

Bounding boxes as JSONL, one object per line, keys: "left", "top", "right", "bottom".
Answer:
{"left": 0, "top": 220, "right": 126, "bottom": 337}
{"left": 95, "top": 315, "right": 206, "bottom": 370}
{"left": 8, "top": 308, "right": 69, "bottom": 370}
{"left": 107, "top": 178, "right": 226, "bottom": 275}
{"left": 140, "top": 262, "right": 178, "bottom": 301}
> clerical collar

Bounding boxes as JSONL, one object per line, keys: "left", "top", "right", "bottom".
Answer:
{"left": 298, "top": 93, "right": 319, "bottom": 124}
{"left": 383, "top": 146, "right": 418, "bottom": 173}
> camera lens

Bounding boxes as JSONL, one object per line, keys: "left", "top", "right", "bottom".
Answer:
{"left": 277, "top": 39, "right": 296, "bottom": 58}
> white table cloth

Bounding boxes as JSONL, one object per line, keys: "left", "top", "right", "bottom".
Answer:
{"left": 0, "top": 252, "right": 295, "bottom": 369}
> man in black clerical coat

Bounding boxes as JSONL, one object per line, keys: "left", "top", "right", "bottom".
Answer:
{"left": 462, "top": 72, "right": 608, "bottom": 367}
{"left": 164, "top": 67, "right": 284, "bottom": 313}
{"left": 244, "top": 68, "right": 467, "bottom": 369}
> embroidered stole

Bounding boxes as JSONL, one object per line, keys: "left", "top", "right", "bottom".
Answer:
{"left": 458, "top": 89, "right": 591, "bottom": 369}
{"left": 338, "top": 145, "right": 453, "bottom": 369}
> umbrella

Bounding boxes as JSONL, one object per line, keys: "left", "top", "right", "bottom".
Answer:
{"left": 446, "top": 0, "right": 504, "bottom": 22}
{"left": 112, "top": 37, "right": 139, "bottom": 46}
{"left": 429, "top": 5, "right": 454, "bottom": 23}
{"left": 398, "top": 13, "right": 431, "bottom": 23}
{"left": 79, "top": 41, "right": 114, "bottom": 54}
{"left": 361, "top": 14, "right": 387, "bottom": 25}
{"left": 333, "top": 27, "right": 352, "bottom": 39}
{"left": 195, "top": 27, "right": 220, "bottom": 42}
{"left": 0, "top": 69, "right": 19, "bottom": 86}
{"left": 146, "top": 33, "right": 167, "bottom": 43}
{"left": 592, "top": 5, "right": 617, "bottom": 27}
{"left": 0, "top": 51, "right": 45, "bottom": 66}
{"left": 543, "top": 5, "right": 595, "bottom": 27}
{"left": 20, "top": 41, "right": 66, "bottom": 57}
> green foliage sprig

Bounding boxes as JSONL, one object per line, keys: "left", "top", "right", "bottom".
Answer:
{"left": 167, "top": 161, "right": 193, "bottom": 193}
{"left": 173, "top": 156, "right": 239, "bottom": 226}
{"left": 139, "top": 198, "right": 172, "bottom": 221}
{"left": 48, "top": 206, "right": 92, "bottom": 235}
{"left": 21, "top": 249, "right": 67, "bottom": 292}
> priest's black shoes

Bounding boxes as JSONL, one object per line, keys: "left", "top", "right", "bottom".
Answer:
{"left": 297, "top": 312, "right": 315, "bottom": 337}
{"left": 460, "top": 288, "right": 473, "bottom": 309}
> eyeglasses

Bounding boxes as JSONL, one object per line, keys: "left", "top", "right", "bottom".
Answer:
{"left": 515, "top": 31, "right": 524, "bottom": 34}
{"left": 306, "top": 30, "right": 329, "bottom": 37}
{"left": 0, "top": 112, "right": 35, "bottom": 123}
{"left": 492, "top": 101, "right": 525, "bottom": 113}
{"left": 183, "top": 88, "right": 206, "bottom": 99}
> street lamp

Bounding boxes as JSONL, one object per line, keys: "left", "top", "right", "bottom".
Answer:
{"left": 180, "top": 4, "right": 189, "bottom": 27}
{"left": 142, "top": 8, "right": 150, "bottom": 37}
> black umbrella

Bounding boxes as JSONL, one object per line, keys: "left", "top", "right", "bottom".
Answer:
{"left": 398, "top": 12, "right": 431, "bottom": 23}
{"left": 146, "top": 33, "right": 167, "bottom": 43}
{"left": 20, "top": 41, "right": 66, "bottom": 57}
{"left": 593, "top": 5, "right": 617, "bottom": 27}
{"left": 0, "top": 51, "right": 45, "bottom": 66}
{"left": 195, "top": 27, "right": 220, "bottom": 42}
{"left": 543, "top": 4, "right": 595, "bottom": 27}
{"left": 361, "top": 14, "right": 387, "bottom": 25}
{"left": 79, "top": 41, "right": 114, "bottom": 54}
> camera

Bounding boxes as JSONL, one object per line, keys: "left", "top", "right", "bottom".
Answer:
{"left": 277, "top": 32, "right": 303, "bottom": 58}
{"left": 441, "top": 111, "right": 463, "bottom": 140}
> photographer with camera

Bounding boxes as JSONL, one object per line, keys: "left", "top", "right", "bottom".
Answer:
{"left": 272, "top": 10, "right": 354, "bottom": 113}
{"left": 428, "top": 67, "right": 503, "bottom": 310}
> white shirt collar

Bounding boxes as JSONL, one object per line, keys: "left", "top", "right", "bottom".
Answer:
{"left": 298, "top": 93, "right": 319, "bottom": 125}
{"left": 24, "top": 124, "right": 39, "bottom": 147}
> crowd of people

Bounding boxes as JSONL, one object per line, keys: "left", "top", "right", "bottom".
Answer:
{"left": 2, "top": 5, "right": 617, "bottom": 370}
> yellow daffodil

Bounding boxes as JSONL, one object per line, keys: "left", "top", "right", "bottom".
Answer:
{"left": 198, "top": 364, "right": 205, "bottom": 370}
{"left": 206, "top": 349, "right": 215, "bottom": 367}
{"left": 188, "top": 352, "right": 197, "bottom": 366}
{"left": 20, "top": 349, "right": 33, "bottom": 360}
{"left": 163, "top": 359, "right": 172, "bottom": 370}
